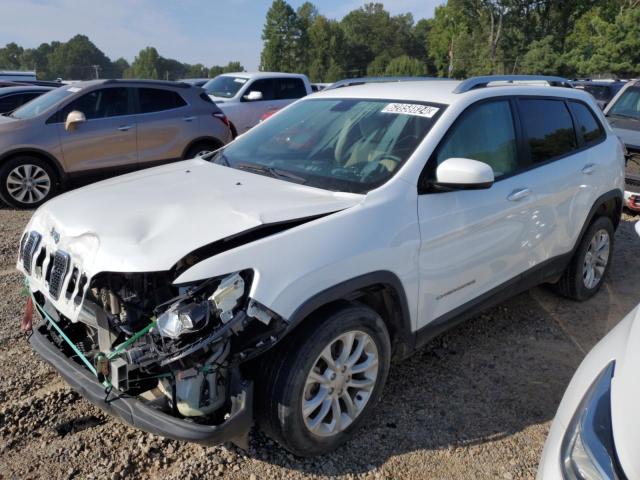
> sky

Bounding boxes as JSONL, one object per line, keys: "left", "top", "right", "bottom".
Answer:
{"left": 2, "top": 0, "right": 444, "bottom": 71}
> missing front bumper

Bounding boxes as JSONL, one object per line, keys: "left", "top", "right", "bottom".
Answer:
{"left": 29, "top": 325, "right": 254, "bottom": 447}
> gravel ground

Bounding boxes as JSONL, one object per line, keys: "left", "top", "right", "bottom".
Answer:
{"left": 1, "top": 207, "right": 639, "bottom": 480}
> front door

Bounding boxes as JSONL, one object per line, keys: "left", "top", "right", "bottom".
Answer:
{"left": 416, "top": 98, "right": 536, "bottom": 329}
{"left": 57, "top": 86, "right": 137, "bottom": 174}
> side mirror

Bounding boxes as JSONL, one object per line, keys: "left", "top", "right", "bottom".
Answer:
{"left": 433, "top": 157, "right": 494, "bottom": 190}
{"left": 243, "top": 90, "right": 263, "bottom": 102}
{"left": 65, "top": 110, "right": 86, "bottom": 131}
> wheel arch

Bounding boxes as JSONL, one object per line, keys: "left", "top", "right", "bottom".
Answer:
{"left": 0, "top": 148, "right": 66, "bottom": 183}
{"left": 576, "top": 189, "right": 623, "bottom": 247}
{"left": 181, "top": 136, "right": 225, "bottom": 159}
{"left": 285, "top": 271, "right": 414, "bottom": 360}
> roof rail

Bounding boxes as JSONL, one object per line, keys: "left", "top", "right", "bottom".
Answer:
{"left": 102, "top": 79, "right": 192, "bottom": 89}
{"left": 453, "top": 75, "right": 573, "bottom": 94}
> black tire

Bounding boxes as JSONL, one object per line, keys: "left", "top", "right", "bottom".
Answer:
{"left": 0, "top": 155, "right": 58, "bottom": 209}
{"left": 554, "top": 216, "right": 614, "bottom": 301}
{"left": 257, "top": 303, "right": 391, "bottom": 457}
{"left": 184, "top": 140, "right": 222, "bottom": 160}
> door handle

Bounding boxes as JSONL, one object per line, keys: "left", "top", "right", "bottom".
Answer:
{"left": 582, "top": 163, "right": 597, "bottom": 175}
{"left": 507, "top": 187, "right": 531, "bottom": 202}
{"left": 118, "top": 125, "right": 133, "bottom": 131}
{"left": 183, "top": 116, "right": 196, "bottom": 122}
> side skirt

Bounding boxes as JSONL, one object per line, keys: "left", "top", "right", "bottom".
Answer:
{"left": 414, "top": 252, "right": 572, "bottom": 350}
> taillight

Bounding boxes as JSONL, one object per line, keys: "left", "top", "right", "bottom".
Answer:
{"left": 213, "top": 112, "right": 230, "bottom": 128}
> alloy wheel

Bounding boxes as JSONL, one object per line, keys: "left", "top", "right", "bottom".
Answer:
{"left": 583, "top": 228, "right": 610, "bottom": 289}
{"left": 6, "top": 164, "right": 51, "bottom": 204}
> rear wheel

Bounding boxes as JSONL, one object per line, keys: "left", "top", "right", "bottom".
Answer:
{"left": 0, "top": 156, "right": 58, "bottom": 209}
{"left": 257, "top": 304, "right": 391, "bottom": 456}
{"left": 554, "top": 216, "right": 614, "bottom": 300}
{"left": 184, "top": 140, "right": 221, "bottom": 159}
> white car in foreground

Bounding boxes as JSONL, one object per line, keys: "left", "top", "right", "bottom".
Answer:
{"left": 538, "top": 223, "right": 640, "bottom": 479}
{"left": 19, "top": 75, "right": 624, "bottom": 456}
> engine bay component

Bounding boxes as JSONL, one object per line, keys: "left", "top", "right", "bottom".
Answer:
{"left": 156, "top": 301, "right": 208, "bottom": 339}
{"left": 210, "top": 272, "right": 245, "bottom": 323}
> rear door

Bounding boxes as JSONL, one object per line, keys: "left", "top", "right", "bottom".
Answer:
{"left": 56, "top": 86, "right": 138, "bottom": 174}
{"left": 135, "top": 87, "right": 198, "bottom": 165}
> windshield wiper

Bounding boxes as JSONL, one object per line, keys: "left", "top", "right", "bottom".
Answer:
{"left": 237, "top": 162, "right": 307, "bottom": 184}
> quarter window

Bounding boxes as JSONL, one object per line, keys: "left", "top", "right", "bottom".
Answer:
{"left": 436, "top": 100, "right": 519, "bottom": 178}
{"left": 138, "top": 88, "right": 187, "bottom": 113}
{"left": 569, "top": 101, "right": 604, "bottom": 144}
{"left": 519, "top": 99, "right": 577, "bottom": 163}
{"left": 61, "top": 87, "right": 130, "bottom": 120}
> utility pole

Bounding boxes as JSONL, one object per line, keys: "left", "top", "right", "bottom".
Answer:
{"left": 92, "top": 64, "right": 100, "bottom": 79}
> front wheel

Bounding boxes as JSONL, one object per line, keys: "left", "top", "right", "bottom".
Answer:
{"left": 257, "top": 304, "right": 391, "bottom": 456}
{"left": 0, "top": 156, "right": 58, "bottom": 209}
{"left": 554, "top": 216, "right": 614, "bottom": 301}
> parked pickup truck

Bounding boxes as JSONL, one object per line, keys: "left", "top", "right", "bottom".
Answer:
{"left": 203, "top": 72, "right": 312, "bottom": 135}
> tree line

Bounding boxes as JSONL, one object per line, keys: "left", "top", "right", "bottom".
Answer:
{"left": 0, "top": 34, "right": 244, "bottom": 81}
{"left": 260, "top": 0, "right": 640, "bottom": 81}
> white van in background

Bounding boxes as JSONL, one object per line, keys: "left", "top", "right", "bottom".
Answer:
{"left": 203, "top": 72, "right": 312, "bottom": 135}
{"left": 0, "top": 70, "right": 37, "bottom": 82}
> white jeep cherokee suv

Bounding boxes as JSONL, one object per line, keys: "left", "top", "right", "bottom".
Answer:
{"left": 18, "top": 75, "right": 624, "bottom": 456}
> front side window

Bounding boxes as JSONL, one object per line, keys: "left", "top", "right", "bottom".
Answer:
{"left": 210, "top": 98, "right": 443, "bottom": 193}
{"left": 436, "top": 100, "right": 519, "bottom": 178}
{"left": 203, "top": 76, "right": 248, "bottom": 98}
{"left": 608, "top": 86, "right": 640, "bottom": 120}
{"left": 244, "top": 79, "right": 275, "bottom": 101}
{"left": 62, "top": 87, "right": 130, "bottom": 120}
{"left": 276, "top": 78, "right": 307, "bottom": 99}
{"left": 519, "top": 99, "right": 577, "bottom": 163}
{"left": 0, "top": 94, "right": 23, "bottom": 113}
{"left": 569, "top": 101, "right": 604, "bottom": 144}
{"left": 11, "top": 87, "right": 75, "bottom": 120}
{"left": 138, "top": 88, "right": 186, "bottom": 113}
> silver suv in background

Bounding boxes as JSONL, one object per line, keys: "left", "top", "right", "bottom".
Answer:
{"left": 0, "top": 79, "right": 233, "bottom": 208}
{"left": 203, "top": 72, "right": 312, "bottom": 135}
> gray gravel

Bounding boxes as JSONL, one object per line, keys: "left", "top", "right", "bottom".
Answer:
{"left": 1, "top": 207, "right": 639, "bottom": 480}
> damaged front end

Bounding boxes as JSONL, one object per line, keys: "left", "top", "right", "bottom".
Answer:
{"left": 23, "top": 241, "right": 287, "bottom": 445}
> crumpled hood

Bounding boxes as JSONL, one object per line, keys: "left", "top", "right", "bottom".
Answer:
{"left": 611, "top": 305, "right": 640, "bottom": 478}
{"left": 23, "top": 159, "right": 363, "bottom": 275}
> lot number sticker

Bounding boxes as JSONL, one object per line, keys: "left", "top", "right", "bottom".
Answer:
{"left": 382, "top": 103, "right": 439, "bottom": 118}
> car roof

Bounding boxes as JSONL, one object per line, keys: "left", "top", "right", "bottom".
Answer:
{"left": 310, "top": 78, "right": 591, "bottom": 106}
{"left": 0, "top": 85, "right": 54, "bottom": 95}
{"left": 217, "top": 72, "right": 307, "bottom": 80}
{"left": 65, "top": 79, "right": 193, "bottom": 89}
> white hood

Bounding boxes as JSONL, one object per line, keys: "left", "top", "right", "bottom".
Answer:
{"left": 611, "top": 305, "right": 640, "bottom": 479}
{"left": 24, "top": 159, "right": 362, "bottom": 275}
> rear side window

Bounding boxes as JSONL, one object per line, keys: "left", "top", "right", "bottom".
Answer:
{"left": 276, "top": 78, "right": 306, "bottom": 100}
{"left": 199, "top": 92, "right": 214, "bottom": 104}
{"left": 61, "top": 87, "right": 130, "bottom": 120}
{"left": 518, "top": 99, "right": 577, "bottom": 163}
{"left": 436, "top": 100, "right": 519, "bottom": 178}
{"left": 569, "top": 101, "right": 604, "bottom": 144}
{"left": 138, "top": 88, "right": 187, "bottom": 113}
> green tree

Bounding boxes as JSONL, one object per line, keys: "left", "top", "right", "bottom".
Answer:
{"left": 112, "top": 57, "right": 130, "bottom": 78}
{"left": 0, "top": 42, "right": 24, "bottom": 70}
{"left": 126, "top": 46, "right": 161, "bottom": 79}
{"left": 519, "top": 36, "right": 562, "bottom": 75}
{"left": 260, "top": 0, "right": 300, "bottom": 71}
{"left": 366, "top": 52, "right": 392, "bottom": 76}
{"left": 384, "top": 55, "right": 426, "bottom": 76}
{"left": 222, "top": 61, "right": 244, "bottom": 73}
{"left": 47, "top": 34, "right": 113, "bottom": 79}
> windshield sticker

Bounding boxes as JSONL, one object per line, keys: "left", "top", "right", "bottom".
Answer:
{"left": 66, "top": 86, "right": 82, "bottom": 92}
{"left": 234, "top": 78, "right": 248, "bottom": 84}
{"left": 382, "top": 103, "right": 439, "bottom": 118}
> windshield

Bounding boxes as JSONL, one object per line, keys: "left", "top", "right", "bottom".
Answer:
{"left": 578, "top": 85, "right": 613, "bottom": 102}
{"left": 209, "top": 98, "right": 443, "bottom": 193}
{"left": 608, "top": 86, "right": 640, "bottom": 120}
{"left": 9, "top": 86, "right": 75, "bottom": 119}
{"left": 203, "top": 76, "right": 248, "bottom": 98}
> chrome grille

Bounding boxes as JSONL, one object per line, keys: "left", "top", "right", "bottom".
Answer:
{"left": 48, "top": 250, "right": 70, "bottom": 300}
{"left": 22, "top": 231, "right": 41, "bottom": 274}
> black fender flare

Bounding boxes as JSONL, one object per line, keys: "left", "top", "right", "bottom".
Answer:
{"left": 286, "top": 271, "right": 414, "bottom": 356}
{"left": 574, "top": 188, "right": 623, "bottom": 247}
{"left": 0, "top": 147, "right": 67, "bottom": 182}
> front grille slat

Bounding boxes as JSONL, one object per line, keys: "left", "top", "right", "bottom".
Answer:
{"left": 22, "top": 232, "right": 42, "bottom": 274}
{"left": 48, "top": 251, "right": 70, "bottom": 300}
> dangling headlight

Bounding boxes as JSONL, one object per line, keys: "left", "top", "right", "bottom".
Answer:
{"left": 156, "top": 302, "right": 207, "bottom": 339}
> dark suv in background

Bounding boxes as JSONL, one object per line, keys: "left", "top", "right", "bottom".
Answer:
{"left": 0, "top": 79, "right": 233, "bottom": 208}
